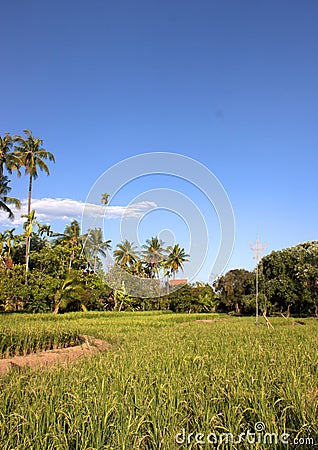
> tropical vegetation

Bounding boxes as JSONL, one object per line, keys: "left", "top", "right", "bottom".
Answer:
{"left": 0, "top": 130, "right": 317, "bottom": 316}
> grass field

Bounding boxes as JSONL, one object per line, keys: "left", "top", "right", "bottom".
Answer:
{"left": 0, "top": 312, "right": 317, "bottom": 449}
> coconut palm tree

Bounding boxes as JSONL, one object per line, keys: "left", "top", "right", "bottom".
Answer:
{"left": 14, "top": 130, "right": 55, "bottom": 277}
{"left": 142, "top": 236, "right": 166, "bottom": 278}
{"left": 101, "top": 192, "right": 109, "bottom": 205}
{"left": 0, "top": 133, "right": 20, "bottom": 181}
{"left": 84, "top": 227, "right": 111, "bottom": 273}
{"left": 14, "top": 129, "right": 55, "bottom": 217}
{"left": 113, "top": 239, "right": 139, "bottom": 270}
{"left": 0, "top": 176, "right": 21, "bottom": 220}
{"left": 166, "top": 244, "right": 189, "bottom": 278}
{"left": 54, "top": 220, "right": 82, "bottom": 270}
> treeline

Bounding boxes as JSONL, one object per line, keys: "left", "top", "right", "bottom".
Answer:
{"left": 214, "top": 241, "right": 318, "bottom": 316}
{"left": 0, "top": 219, "right": 193, "bottom": 313}
{"left": 1, "top": 130, "right": 317, "bottom": 315}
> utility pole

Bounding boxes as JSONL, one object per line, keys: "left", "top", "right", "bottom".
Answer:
{"left": 249, "top": 237, "right": 267, "bottom": 325}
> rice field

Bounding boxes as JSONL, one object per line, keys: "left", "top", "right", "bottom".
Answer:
{"left": 0, "top": 312, "right": 317, "bottom": 449}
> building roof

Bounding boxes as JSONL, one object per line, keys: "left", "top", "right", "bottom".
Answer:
{"left": 168, "top": 279, "right": 188, "bottom": 286}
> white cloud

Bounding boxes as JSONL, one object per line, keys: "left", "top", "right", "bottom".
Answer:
{"left": 0, "top": 198, "right": 157, "bottom": 227}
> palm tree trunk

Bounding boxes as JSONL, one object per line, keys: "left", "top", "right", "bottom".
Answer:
{"left": 25, "top": 174, "right": 33, "bottom": 284}
{"left": 52, "top": 292, "right": 60, "bottom": 314}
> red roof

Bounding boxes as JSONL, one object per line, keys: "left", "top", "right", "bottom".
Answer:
{"left": 168, "top": 279, "right": 188, "bottom": 286}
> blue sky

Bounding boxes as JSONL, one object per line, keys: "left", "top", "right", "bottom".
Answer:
{"left": 1, "top": 0, "right": 317, "bottom": 281}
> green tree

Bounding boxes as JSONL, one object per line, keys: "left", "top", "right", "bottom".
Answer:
{"left": 114, "top": 239, "right": 139, "bottom": 270}
{"left": 165, "top": 244, "right": 189, "bottom": 279}
{"left": 14, "top": 129, "right": 55, "bottom": 278}
{"left": 261, "top": 241, "right": 318, "bottom": 315}
{"left": 0, "top": 176, "right": 21, "bottom": 220}
{"left": 52, "top": 273, "right": 85, "bottom": 314}
{"left": 84, "top": 227, "right": 111, "bottom": 273}
{"left": 142, "top": 236, "right": 166, "bottom": 278}
{"left": 14, "top": 129, "right": 55, "bottom": 216}
{"left": 21, "top": 209, "right": 40, "bottom": 280}
{"left": 54, "top": 220, "right": 82, "bottom": 270}
{"left": 213, "top": 269, "right": 254, "bottom": 314}
{"left": 101, "top": 192, "right": 109, "bottom": 205}
{"left": 0, "top": 132, "right": 20, "bottom": 180}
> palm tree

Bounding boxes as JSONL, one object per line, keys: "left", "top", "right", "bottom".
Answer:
{"left": 0, "top": 176, "right": 21, "bottom": 220}
{"left": 54, "top": 220, "right": 82, "bottom": 270}
{"left": 101, "top": 192, "right": 109, "bottom": 205}
{"left": 142, "top": 236, "right": 166, "bottom": 278}
{"left": 166, "top": 244, "right": 189, "bottom": 278}
{"left": 52, "top": 274, "right": 86, "bottom": 314}
{"left": 3, "top": 228, "right": 16, "bottom": 258}
{"left": 0, "top": 133, "right": 20, "bottom": 181}
{"left": 84, "top": 227, "right": 111, "bottom": 273}
{"left": 38, "top": 223, "right": 54, "bottom": 238}
{"left": 113, "top": 239, "right": 139, "bottom": 269}
{"left": 14, "top": 130, "right": 55, "bottom": 278}
{"left": 21, "top": 209, "right": 39, "bottom": 280}
{"left": 14, "top": 129, "right": 55, "bottom": 217}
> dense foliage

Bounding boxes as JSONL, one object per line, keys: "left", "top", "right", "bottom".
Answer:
{"left": 214, "top": 241, "right": 318, "bottom": 316}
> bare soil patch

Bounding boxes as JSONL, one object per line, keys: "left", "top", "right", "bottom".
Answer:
{"left": 0, "top": 335, "right": 111, "bottom": 376}
{"left": 178, "top": 318, "right": 223, "bottom": 326}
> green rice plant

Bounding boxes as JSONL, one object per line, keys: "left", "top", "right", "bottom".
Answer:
{"left": 0, "top": 312, "right": 317, "bottom": 449}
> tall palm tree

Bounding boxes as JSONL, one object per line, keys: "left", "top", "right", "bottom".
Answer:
{"left": 14, "top": 129, "right": 55, "bottom": 217}
{"left": 85, "top": 227, "right": 111, "bottom": 273}
{"left": 114, "top": 239, "right": 139, "bottom": 270}
{"left": 14, "top": 130, "right": 55, "bottom": 278}
{"left": 142, "top": 236, "right": 166, "bottom": 278}
{"left": 0, "top": 133, "right": 20, "bottom": 181}
{"left": 166, "top": 244, "right": 189, "bottom": 278}
{"left": 0, "top": 176, "right": 21, "bottom": 220}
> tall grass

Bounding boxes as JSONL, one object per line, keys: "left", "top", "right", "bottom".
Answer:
{"left": 0, "top": 312, "right": 317, "bottom": 449}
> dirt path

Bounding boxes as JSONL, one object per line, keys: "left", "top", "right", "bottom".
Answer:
{"left": 0, "top": 336, "right": 111, "bottom": 376}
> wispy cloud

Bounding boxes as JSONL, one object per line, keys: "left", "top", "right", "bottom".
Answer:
{"left": 0, "top": 198, "right": 157, "bottom": 227}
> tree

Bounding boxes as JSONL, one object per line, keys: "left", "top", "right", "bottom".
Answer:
{"left": 2, "top": 228, "right": 18, "bottom": 264}
{"left": 84, "top": 228, "right": 111, "bottom": 273}
{"left": 165, "top": 244, "right": 189, "bottom": 279}
{"left": 0, "top": 176, "right": 21, "bottom": 220}
{"left": 14, "top": 129, "right": 55, "bottom": 216}
{"left": 101, "top": 192, "right": 109, "bottom": 205}
{"left": 0, "top": 132, "right": 20, "bottom": 180}
{"left": 52, "top": 274, "right": 85, "bottom": 314}
{"left": 21, "top": 209, "right": 40, "bottom": 281}
{"left": 261, "top": 241, "right": 318, "bottom": 315}
{"left": 14, "top": 129, "right": 55, "bottom": 279}
{"left": 142, "top": 236, "right": 166, "bottom": 278}
{"left": 54, "top": 220, "right": 82, "bottom": 270}
{"left": 213, "top": 269, "right": 254, "bottom": 314}
{"left": 113, "top": 239, "right": 139, "bottom": 270}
